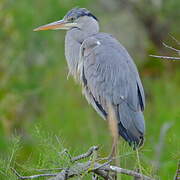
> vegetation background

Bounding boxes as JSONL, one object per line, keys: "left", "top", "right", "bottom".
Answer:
{"left": 0, "top": 0, "right": 180, "bottom": 179}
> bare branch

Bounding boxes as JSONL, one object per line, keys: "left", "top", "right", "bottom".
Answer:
{"left": 162, "top": 42, "right": 180, "bottom": 53}
{"left": 71, "top": 146, "right": 99, "bottom": 162}
{"left": 48, "top": 161, "right": 155, "bottom": 180}
{"left": 150, "top": 36, "right": 180, "bottom": 61}
{"left": 11, "top": 146, "right": 154, "bottom": 180}
{"left": 149, "top": 55, "right": 180, "bottom": 60}
{"left": 108, "top": 165, "right": 154, "bottom": 180}
{"left": 48, "top": 161, "right": 109, "bottom": 180}
{"left": 32, "top": 168, "right": 64, "bottom": 172}
{"left": 11, "top": 168, "right": 58, "bottom": 179}
{"left": 93, "top": 159, "right": 112, "bottom": 170}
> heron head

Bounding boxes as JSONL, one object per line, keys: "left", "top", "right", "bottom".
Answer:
{"left": 33, "top": 8, "right": 98, "bottom": 32}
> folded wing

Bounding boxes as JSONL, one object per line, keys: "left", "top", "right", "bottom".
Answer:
{"left": 79, "top": 33, "right": 145, "bottom": 147}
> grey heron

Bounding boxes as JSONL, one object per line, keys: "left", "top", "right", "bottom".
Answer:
{"left": 34, "top": 8, "right": 145, "bottom": 151}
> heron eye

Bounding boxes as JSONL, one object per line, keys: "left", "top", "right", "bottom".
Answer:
{"left": 68, "top": 17, "right": 75, "bottom": 22}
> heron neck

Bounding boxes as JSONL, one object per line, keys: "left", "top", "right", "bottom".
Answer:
{"left": 65, "top": 20, "right": 99, "bottom": 78}
{"left": 67, "top": 17, "right": 99, "bottom": 43}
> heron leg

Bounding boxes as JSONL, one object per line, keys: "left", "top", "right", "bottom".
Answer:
{"left": 107, "top": 136, "right": 119, "bottom": 180}
{"left": 107, "top": 103, "right": 120, "bottom": 180}
{"left": 109, "top": 136, "right": 118, "bottom": 160}
{"left": 107, "top": 103, "right": 119, "bottom": 160}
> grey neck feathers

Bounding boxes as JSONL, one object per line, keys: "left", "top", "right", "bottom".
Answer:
{"left": 65, "top": 17, "right": 99, "bottom": 78}
{"left": 69, "top": 16, "right": 99, "bottom": 42}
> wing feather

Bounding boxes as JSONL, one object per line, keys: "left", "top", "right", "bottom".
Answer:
{"left": 80, "top": 34, "right": 145, "bottom": 147}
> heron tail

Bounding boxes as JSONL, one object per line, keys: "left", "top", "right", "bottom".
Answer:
{"left": 117, "top": 102, "right": 145, "bottom": 149}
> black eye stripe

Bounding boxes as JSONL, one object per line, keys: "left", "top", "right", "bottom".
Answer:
{"left": 87, "top": 13, "right": 98, "bottom": 21}
{"left": 76, "top": 12, "right": 98, "bottom": 21}
{"left": 66, "top": 8, "right": 98, "bottom": 22}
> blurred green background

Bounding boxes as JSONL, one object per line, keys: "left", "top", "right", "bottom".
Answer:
{"left": 0, "top": 0, "right": 180, "bottom": 179}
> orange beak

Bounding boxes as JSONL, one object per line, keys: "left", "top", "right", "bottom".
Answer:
{"left": 33, "top": 19, "right": 77, "bottom": 31}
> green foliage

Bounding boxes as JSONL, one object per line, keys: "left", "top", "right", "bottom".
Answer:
{"left": 0, "top": 128, "right": 72, "bottom": 179}
{"left": 0, "top": 0, "right": 180, "bottom": 179}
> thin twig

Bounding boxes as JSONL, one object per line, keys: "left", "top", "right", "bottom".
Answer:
{"left": 108, "top": 165, "right": 154, "bottom": 180}
{"left": 149, "top": 55, "right": 180, "bottom": 60}
{"left": 63, "top": 149, "right": 72, "bottom": 161}
{"left": 162, "top": 42, "right": 180, "bottom": 53}
{"left": 169, "top": 34, "right": 180, "bottom": 46}
{"left": 150, "top": 36, "right": 180, "bottom": 61}
{"left": 11, "top": 168, "right": 57, "bottom": 179}
{"left": 71, "top": 146, "right": 99, "bottom": 162}
{"left": 93, "top": 159, "right": 112, "bottom": 171}
{"left": 32, "top": 167, "right": 64, "bottom": 172}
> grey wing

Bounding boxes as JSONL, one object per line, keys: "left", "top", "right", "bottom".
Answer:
{"left": 80, "top": 35, "right": 145, "bottom": 147}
